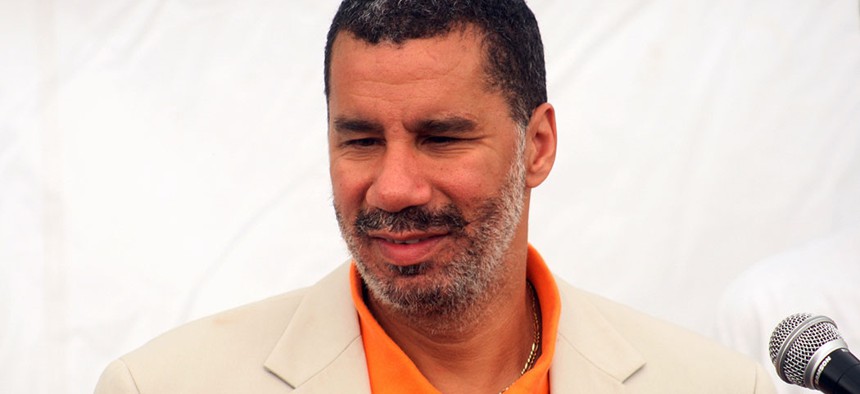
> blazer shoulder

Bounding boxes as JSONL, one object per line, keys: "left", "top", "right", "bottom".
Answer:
{"left": 135, "top": 287, "right": 309, "bottom": 356}
{"left": 94, "top": 359, "right": 140, "bottom": 394}
{"left": 98, "top": 287, "right": 310, "bottom": 393}
{"left": 555, "top": 280, "right": 776, "bottom": 393}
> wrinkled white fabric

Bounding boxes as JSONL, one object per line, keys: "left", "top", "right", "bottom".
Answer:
{"left": 1, "top": 1, "right": 858, "bottom": 393}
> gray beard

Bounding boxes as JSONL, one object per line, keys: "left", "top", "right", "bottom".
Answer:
{"left": 335, "top": 151, "right": 526, "bottom": 333}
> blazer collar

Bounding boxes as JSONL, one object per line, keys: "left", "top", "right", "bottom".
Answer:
{"left": 550, "top": 279, "right": 646, "bottom": 392}
{"left": 263, "top": 263, "right": 371, "bottom": 393}
{"left": 261, "top": 265, "right": 645, "bottom": 393}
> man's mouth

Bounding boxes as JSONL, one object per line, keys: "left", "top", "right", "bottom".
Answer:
{"left": 386, "top": 237, "right": 429, "bottom": 245}
{"left": 375, "top": 232, "right": 445, "bottom": 244}
{"left": 369, "top": 233, "right": 447, "bottom": 266}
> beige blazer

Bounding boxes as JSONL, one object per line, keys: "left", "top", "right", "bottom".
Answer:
{"left": 95, "top": 264, "right": 776, "bottom": 393}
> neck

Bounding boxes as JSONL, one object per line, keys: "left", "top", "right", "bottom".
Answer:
{"left": 366, "top": 260, "right": 537, "bottom": 393}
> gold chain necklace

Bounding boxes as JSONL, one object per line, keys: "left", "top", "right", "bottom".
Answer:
{"left": 499, "top": 282, "right": 541, "bottom": 393}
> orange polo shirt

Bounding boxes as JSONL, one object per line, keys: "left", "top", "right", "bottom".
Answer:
{"left": 350, "top": 245, "right": 561, "bottom": 393}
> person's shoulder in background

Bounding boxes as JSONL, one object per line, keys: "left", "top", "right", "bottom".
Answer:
{"left": 715, "top": 225, "right": 860, "bottom": 394}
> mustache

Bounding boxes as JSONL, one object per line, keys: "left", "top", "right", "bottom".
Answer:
{"left": 354, "top": 205, "right": 468, "bottom": 235}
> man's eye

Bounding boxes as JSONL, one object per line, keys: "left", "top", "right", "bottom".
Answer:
{"left": 424, "top": 136, "right": 459, "bottom": 144}
{"left": 344, "top": 138, "right": 381, "bottom": 147}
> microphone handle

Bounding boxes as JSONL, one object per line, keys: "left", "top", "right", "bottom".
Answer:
{"left": 819, "top": 348, "right": 860, "bottom": 394}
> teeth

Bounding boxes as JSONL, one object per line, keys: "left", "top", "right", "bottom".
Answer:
{"left": 391, "top": 238, "right": 423, "bottom": 245}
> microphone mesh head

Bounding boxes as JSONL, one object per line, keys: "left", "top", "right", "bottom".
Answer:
{"left": 768, "top": 313, "right": 844, "bottom": 387}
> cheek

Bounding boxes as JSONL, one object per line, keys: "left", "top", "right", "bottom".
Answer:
{"left": 330, "top": 164, "right": 367, "bottom": 208}
{"left": 431, "top": 156, "right": 504, "bottom": 194}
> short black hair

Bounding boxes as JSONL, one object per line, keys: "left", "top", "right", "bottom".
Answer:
{"left": 324, "top": 0, "right": 547, "bottom": 127}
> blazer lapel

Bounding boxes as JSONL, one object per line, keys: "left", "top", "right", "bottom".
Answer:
{"left": 260, "top": 269, "right": 645, "bottom": 393}
{"left": 550, "top": 279, "right": 646, "bottom": 393}
{"left": 263, "top": 263, "right": 371, "bottom": 393}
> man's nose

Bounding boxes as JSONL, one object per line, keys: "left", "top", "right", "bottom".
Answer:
{"left": 365, "top": 145, "right": 432, "bottom": 213}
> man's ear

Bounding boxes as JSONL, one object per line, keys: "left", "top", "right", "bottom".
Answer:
{"left": 524, "top": 103, "right": 557, "bottom": 188}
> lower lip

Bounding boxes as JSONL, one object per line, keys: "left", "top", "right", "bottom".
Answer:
{"left": 374, "top": 235, "right": 445, "bottom": 267}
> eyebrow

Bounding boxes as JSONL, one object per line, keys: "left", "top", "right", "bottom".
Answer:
{"left": 414, "top": 116, "right": 477, "bottom": 134}
{"left": 331, "top": 115, "right": 478, "bottom": 135}
{"left": 332, "top": 117, "right": 384, "bottom": 134}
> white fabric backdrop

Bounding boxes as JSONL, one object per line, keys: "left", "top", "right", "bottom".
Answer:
{"left": 1, "top": 0, "right": 858, "bottom": 392}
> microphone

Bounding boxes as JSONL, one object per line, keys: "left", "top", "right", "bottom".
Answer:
{"left": 769, "top": 313, "right": 860, "bottom": 394}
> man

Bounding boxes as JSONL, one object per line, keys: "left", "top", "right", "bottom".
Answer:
{"left": 96, "top": 1, "right": 775, "bottom": 393}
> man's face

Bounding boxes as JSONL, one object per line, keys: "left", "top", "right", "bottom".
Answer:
{"left": 327, "top": 29, "right": 528, "bottom": 318}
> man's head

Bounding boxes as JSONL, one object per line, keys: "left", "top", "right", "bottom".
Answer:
{"left": 325, "top": 0, "right": 556, "bottom": 329}
{"left": 324, "top": 0, "right": 546, "bottom": 128}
